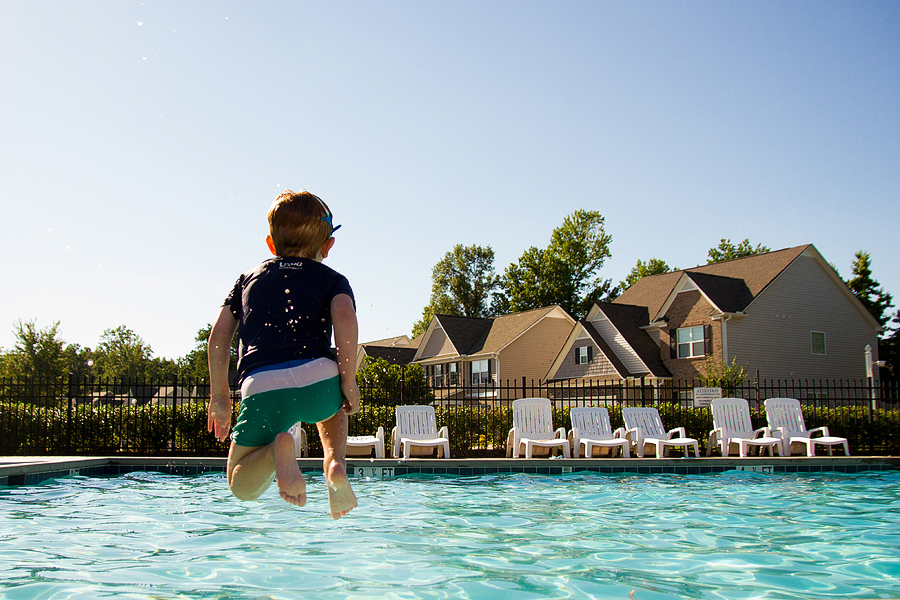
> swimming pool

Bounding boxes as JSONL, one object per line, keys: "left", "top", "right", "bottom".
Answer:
{"left": 2, "top": 470, "right": 899, "bottom": 599}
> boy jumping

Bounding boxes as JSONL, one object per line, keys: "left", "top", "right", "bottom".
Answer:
{"left": 207, "top": 189, "right": 359, "bottom": 519}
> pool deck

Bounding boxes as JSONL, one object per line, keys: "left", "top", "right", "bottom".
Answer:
{"left": 2, "top": 455, "right": 898, "bottom": 486}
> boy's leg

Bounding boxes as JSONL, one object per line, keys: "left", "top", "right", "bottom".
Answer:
{"left": 227, "top": 436, "right": 307, "bottom": 506}
{"left": 317, "top": 410, "right": 357, "bottom": 519}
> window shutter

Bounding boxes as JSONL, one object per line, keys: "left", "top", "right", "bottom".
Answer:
{"left": 487, "top": 359, "right": 493, "bottom": 383}
{"left": 574, "top": 348, "right": 579, "bottom": 365}
{"left": 587, "top": 346, "right": 593, "bottom": 362}
{"left": 669, "top": 330, "right": 676, "bottom": 359}
{"left": 704, "top": 324, "right": 713, "bottom": 356}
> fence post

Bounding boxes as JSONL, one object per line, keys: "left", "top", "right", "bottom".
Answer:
{"left": 66, "top": 372, "right": 75, "bottom": 454}
{"left": 172, "top": 375, "right": 178, "bottom": 453}
{"left": 400, "top": 366, "right": 406, "bottom": 404}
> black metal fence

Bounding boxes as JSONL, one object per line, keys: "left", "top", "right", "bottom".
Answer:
{"left": 1, "top": 374, "right": 898, "bottom": 457}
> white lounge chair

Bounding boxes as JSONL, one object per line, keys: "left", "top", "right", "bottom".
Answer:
{"left": 568, "top": 406, "right": 630, "bottom": 458}
{"left": 391, "top": 405, "right": 450, "bottom": 459}
{"left": 764, "top": 397, "right": 850, "bottom": 457}
{"left": 506, "top": 398, "right": 570, "bottom": 458}
{"left": 347, "top": 426, "right": 386, "bottom": 459}
{"left": 707, "top": 398, "right": 783, "bottom": 457}
{"left": 288, "top": 423, "right": 308, "bottom": 458}
{"left": 622, "top": 407, "right": 699, "bottom": 458}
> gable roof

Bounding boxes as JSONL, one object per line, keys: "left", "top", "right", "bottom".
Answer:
{"left": 593, "top": 302, "right": 672, "bottom": 378}
{"left": 615, "top": 244, "right": 811, "bottom": 319}
{"left": 417, "top": 306, "right": 572, "bottom": 360}
{"left": 361, "top": 345, "right": 418, "bottom": 366}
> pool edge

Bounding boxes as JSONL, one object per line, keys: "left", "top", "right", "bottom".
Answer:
{"left": 2, "top": 455, "right": 898, "bottom": 486}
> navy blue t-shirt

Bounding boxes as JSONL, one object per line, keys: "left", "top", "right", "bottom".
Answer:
{"left": 224, "top": 256, "right": 355, "bottom": 383}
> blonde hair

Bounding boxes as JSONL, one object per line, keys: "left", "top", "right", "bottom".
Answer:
{"left": 267, "top": 189, "right": 333, "bottom": 258}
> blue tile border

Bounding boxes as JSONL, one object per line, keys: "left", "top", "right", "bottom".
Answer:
{"left": 1, "top": 456, "right": 897, "bottom": 487}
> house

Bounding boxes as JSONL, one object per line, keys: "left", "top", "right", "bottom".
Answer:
{"left": 356, "top": 335, "right": 421, "bottom": 371}
{"left": 547, "top": 244, "right": 881, "bottom": 383}
{"left": 413, "top": 306, "right": 575, "bottom": 400}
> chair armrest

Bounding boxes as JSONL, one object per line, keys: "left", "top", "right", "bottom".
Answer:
{"left": 555, "top": 427, "right": 566, "bottom": 439}
{"left": 613, "top": 427, "right": 626, "bottom": 439}
{"left": 753, "top": 426, "right": 772, "bottom": 438}
{"left": 569, "top": 427, "right": 581, "bottom": 445}
{"left": 625, "top": 427, "right": 641, "bottom": 444}
{"left": 438, "top": 425, "right": 449, "bottom": 439}
{"left": 390, "top": 426, "right": 399, "bottom": 458}
{"left": 668, "top": 427, "right": 686, "bottom": 439}
{"left": 375, "top": 426, "right": 384, "bottom": 441}
{"left": 808, "top": 426, "right": 829, "bottom": 437}
{"left": 706, "top": 428, "right": 722, "bottom": 456}
{"left": 506, "top": 427, "right": 517, "bottom": 457}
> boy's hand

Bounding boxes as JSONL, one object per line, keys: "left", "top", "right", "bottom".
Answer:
{"left": 341, "top": 380, "right": 361, "bottom": 416}
{"left": 207, "top": 394, "right": 233, "bottom": 442}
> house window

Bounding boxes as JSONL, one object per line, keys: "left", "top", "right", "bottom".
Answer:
{"left": 811, "top": 332, "right": 826, "bottom": 355}
{"left": 677, "top": 326, "right": 705, "bottom": 359}
{"left": 471, "top": 359, "right": 491, "bottom": 385}
{"left": 433, "top": 364, "right": 443, "bottom": 387}
{"left": 448, "top": 362, "right": 458, "bottom": 385}
{"left": 576, "top": 346, "right": 593, "bottom": 364}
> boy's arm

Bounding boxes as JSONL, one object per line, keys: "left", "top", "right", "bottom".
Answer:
{"left": 207, "top": 306, "right": 239, "bottom": 442}
{"left": 331, "top": 293, "right": 360, "bottom": 415}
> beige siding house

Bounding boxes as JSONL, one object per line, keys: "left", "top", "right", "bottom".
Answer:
{"left": 413, "top": 306, "right": 575, "bottom": 400}
{"left": 547, "top": 244, "right": 881, "bottom": 383}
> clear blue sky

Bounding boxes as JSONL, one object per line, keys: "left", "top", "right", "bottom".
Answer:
{"left": 2, "top": 1, "right": 898, "bottom": 360}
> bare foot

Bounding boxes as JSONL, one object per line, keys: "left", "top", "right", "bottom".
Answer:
{"left": 273, "top": 432, "right": 306, "bottom": 506}
{"left": 325, "top": 459, "right": 357, "bottom": 519}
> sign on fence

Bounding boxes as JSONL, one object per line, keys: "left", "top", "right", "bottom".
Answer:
{"left": 692, "top": 387, "right": 722, "bottom": 408}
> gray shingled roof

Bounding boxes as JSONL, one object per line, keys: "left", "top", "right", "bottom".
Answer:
{"left": 592, "top": 303, "right": 672, "bottom": 378}
{"left": 362, "top": 346, "right": 418, "bottom": 366}
{"left": 615, "top": 244, "right": 810, "bottom": 317}
{"left": 434, "top": 306, "right": 560, "bottom": 356}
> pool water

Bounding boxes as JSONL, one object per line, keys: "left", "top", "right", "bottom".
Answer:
{"left": 1, "top": 470, "right": 899, "bottom": 599}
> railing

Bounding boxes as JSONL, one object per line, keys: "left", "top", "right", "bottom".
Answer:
{"left": 1, "top": 374, "right": 897, "bottom": 456}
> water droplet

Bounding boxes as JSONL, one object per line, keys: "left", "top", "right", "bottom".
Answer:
{"left": 285, "top": 289, "right": 290, "bottom": 294}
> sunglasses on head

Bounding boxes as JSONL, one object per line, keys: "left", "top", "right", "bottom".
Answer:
{"left": 322, "top": 212, "right": 342, "bottom": 236}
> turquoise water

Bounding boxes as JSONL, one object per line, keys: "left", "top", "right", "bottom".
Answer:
{"left": 1, "top": 471, "right": 899, "bottom": 599}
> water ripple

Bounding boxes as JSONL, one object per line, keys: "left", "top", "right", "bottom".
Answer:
{"left": 1, "top": 471, "right": 899, "bottom": 599}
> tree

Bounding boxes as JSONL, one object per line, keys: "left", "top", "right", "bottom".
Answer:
{"left": 94, "top": 326, "right": 155, "bottom": 380}
{"left": 619, "top": 258, "right": 674, "bottom": 293}
{"left": 701, "top": 355, "right": 749, "bottom": 396}
{"left": 846, "top": 251, "right": 894, "bottom": 329}
{"left": 355, "top": 357, "right": 432, "bottom": 405}
{"left": 178, "top": 324, "right": 239, "bottom": 380}
{"left": 498, "top": 210, "right": 614, "bottom": 319}
{"left": 707, "top": 238, "right": 771, "bottom": 264}
{"left": 880, "top": 311, "right": 900, "bottom": 378}
{"left": 0, "top": 320, "right": 68, "bottom": 380}
{"left": 412, "top": 244, "right": 499, "bottom": 337}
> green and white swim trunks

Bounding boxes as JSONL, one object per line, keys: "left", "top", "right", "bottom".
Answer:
{"left": 231, "top": 357, "right": 344, "bottom": 448}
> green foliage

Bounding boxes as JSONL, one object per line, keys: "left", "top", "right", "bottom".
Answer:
{"left": 701, "top": 356, "right": 750, "bottom": 395}
{"left": 0, "top": 400, "right": 233, "bottom": 455}
{"left": 94, "top": 326, "right": 156, "bottom": 380}
{"left": 0, "top": 320, "right": 69, "bottom": 381}
{"left": 619, "top": 258, "right": 674, "bottom": 293}
{"left": 356, "top": 357, "right": 433, "bottom": 406}
{"left": 176, "top": 323, "right": 238, "bottom": 381}
{"left": 499, "top": 210, "right": 614, "bottom": 319}
{"left": 847, "top": 250, "right": 895, "bottom": 329}
{"left": 707, "top": 238, "right": 771, "bottom": 264}
{"left": 412, "top": 244, "right": 499, "bottom": 337}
